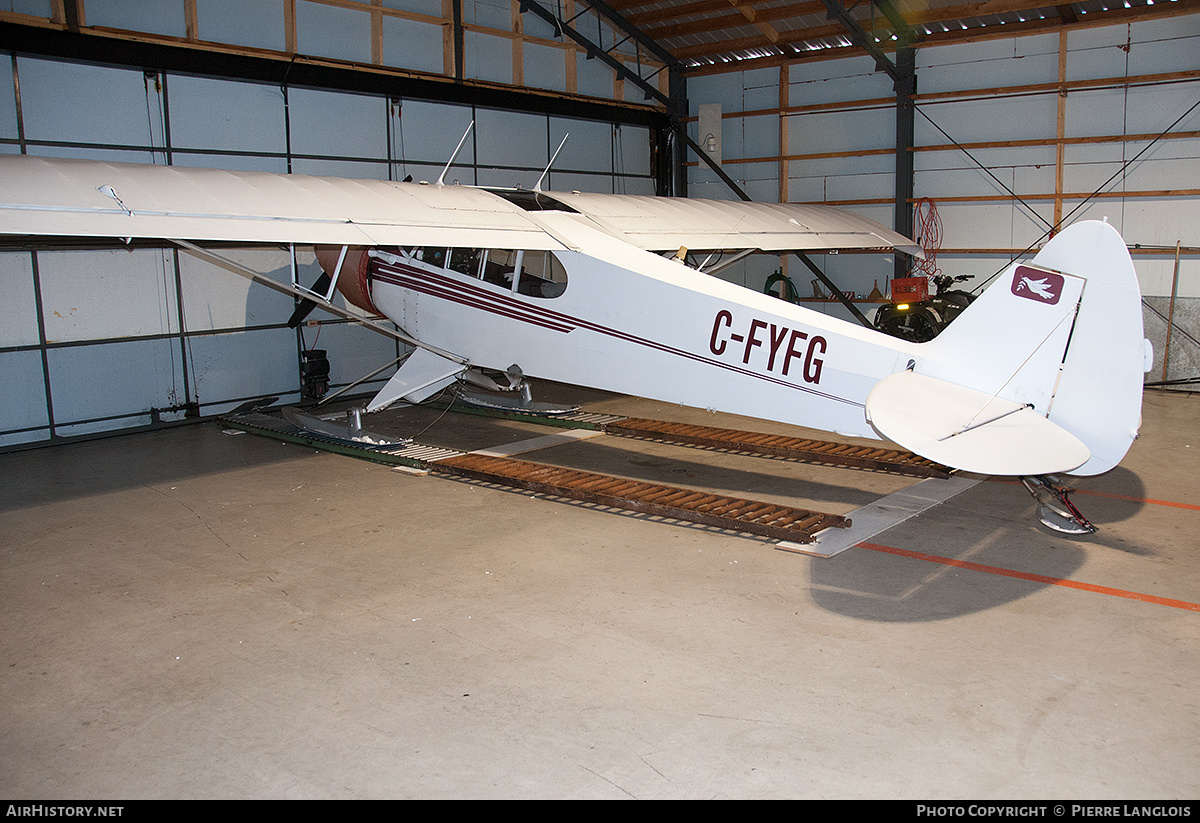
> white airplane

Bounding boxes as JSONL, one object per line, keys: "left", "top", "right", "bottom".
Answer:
{"left": 0, "top": 151, "right": 1150, "bottom": 533}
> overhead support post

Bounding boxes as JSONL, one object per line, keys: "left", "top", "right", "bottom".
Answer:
{"left": 894, "top": 46, "right": 917, "bottom": 281}
{"left": 682, "top": 133, "right": 873, "bottom": 328}
{"left": 515, "top": 0, "right": 687, "bottom": 196}
{"left": 517, "top": 0, "right": 676, "bottom": 109}
{"left": 819, "top": 0, "right": 919, "bottom": 280}
{"left": 668, "top": 65, "right": 688, "bottom": 198}
{"left": 450, "top": 0, "right": 464, "bottom": 80}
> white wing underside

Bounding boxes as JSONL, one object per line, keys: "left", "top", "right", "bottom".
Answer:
{"left": 0, "top": 155, "right": 922, "bottom": 257}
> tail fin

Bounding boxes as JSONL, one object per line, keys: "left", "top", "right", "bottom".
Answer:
{"left": 873, "top": 220, "right": 1146, "bottom": 476}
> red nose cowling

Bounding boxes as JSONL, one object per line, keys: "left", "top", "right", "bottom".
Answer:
{"left": 314, "top": 245, "right": 381, "bottom": 316}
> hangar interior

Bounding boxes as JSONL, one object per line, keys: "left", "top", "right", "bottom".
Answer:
{"left": 1, "top": 0, "right": 1198, "bottom": 799}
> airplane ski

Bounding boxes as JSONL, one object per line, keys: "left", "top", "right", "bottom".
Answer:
{"left": 366, "top": 348, "right": 466, "bottom": 412}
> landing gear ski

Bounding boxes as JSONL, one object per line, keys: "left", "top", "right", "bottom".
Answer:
{"left": 1020, "top": 475, "right": 1097, "bottom": 535}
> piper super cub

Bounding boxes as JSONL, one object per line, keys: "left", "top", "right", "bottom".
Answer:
{"left": 0, "top": 150, "right": 1151, "bottom": 534}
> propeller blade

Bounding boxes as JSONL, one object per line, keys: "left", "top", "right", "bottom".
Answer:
{"left": 286, "top": 271, "right": 332, "bottom": 328}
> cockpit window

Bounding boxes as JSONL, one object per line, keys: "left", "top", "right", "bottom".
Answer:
{"left": 515, "top": 250, "right": 568, "bottom": 298}
{"left": 418, "top": 248, "right": 446, "bottom": 269}
{"left": 407, "top": 246, "right": 567, "bottom": 299}
{"left": 448, "top": 248, "right": 483, "bottom": 278}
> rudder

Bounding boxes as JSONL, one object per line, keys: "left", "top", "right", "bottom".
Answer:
{"left": 915, "top": 220, "right": 1146, "bottom": 476}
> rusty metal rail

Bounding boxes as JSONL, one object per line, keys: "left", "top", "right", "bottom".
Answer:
{"left": 601, "top": 417, "right": 951, "bottom": 479}
{"left": 432, "top": 453, "right": 850, "bottom": 543}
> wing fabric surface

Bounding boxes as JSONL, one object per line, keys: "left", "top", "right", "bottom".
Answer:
{"left": 0, "top": 155, "right": 562, "bottom": 250}
{"left": 0, "top": 155, "right": 920, "bottom": 257}
{"left": 550, "top": 190, "right": 925, "bottom": 256}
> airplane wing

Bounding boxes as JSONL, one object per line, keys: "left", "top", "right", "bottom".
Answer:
{"left": 0, "top": 155, "right": 920, "bottom": 257}
{"left": 0, "top": 154, "right": 563, "bottom": 250}
{"left": 543, "top": 190, "right": 925, "bottom": 257}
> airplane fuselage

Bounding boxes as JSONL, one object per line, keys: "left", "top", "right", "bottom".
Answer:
{"left": 365, "top": 212, "right": 916, "bottom": 440}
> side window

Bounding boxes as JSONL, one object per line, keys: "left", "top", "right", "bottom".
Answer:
{"left": 481, "top": 249, "right": 519, "bottom": 288}
{"left": 472, "top": 249, "right": 568, "bottom": 298}
{"left": 516, "top": 251, "right": 568, "bottom": 299}
{"left": 418, "top": 248, "right": 447, "bottom": 269}
{"left": 448, "top": 248, "right": 483, "bottom": 278}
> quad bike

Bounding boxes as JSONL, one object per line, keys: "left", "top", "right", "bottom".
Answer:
{"left": 873, "top": 273, "right": 976, "bottom": 343}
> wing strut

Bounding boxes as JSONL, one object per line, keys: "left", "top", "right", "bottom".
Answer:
{"left": 792, "top": 251, "right": 874, "bottom": 329}
{"left": 437, "top": 122, "right": 475, "bottom": 187}
{"left": 681, "top": 131, "right": 877, "bottom": 330}
{"left": 171, "top": 240, "right": 470, "bottom": 367}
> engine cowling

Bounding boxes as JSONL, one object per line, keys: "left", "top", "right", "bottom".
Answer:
{"left": 314, "top": 245, "right": 380, "bottom": 315}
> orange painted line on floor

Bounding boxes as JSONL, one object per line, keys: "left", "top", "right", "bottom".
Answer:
{"left": 989, "top": 479, "right": 1200, "bottom": 511}
{"left": 858, "top": 541, "right": 1200, "bottom": 613}
{"left": 1073, "top": 489, "right": 1200, "bottom": 511}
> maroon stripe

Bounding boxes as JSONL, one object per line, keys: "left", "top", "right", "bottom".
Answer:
{"left": 373, "top": 259, "right": 861, "bottom": 409}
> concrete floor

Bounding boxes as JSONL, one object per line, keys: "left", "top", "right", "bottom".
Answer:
{"left": 1, "top": 387, "right": 1197, "bottom": 799}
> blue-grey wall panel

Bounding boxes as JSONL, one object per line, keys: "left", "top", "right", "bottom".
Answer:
{"left": 550, "top": 117, "right": 611, "bottom": 174}
{"left": 170, "top": 152, "right": 291, "bottom": 173}
{"left": 546, "top": 170, "right": 613, "bottom": 194}
{"left": 619, "top": 176, "right": 655, "bottom": 196}
{"left": 787, "top": 55, "right": 888, "bottom": 105}
{"left": 197, "top": 0, "right": 288, "bottom": 53}
{"left": 383, "top": 0, "right": 441, "bottom": 15}
{"left": 737, "top": 114, "right": 779, "bottom": 160}
{"left": 288, "top": 88, "right": 388, "bottom": 160}
{"left": 24, "top": 144, "right": 159, "bottom": 163}
{"left": 290, "top": 157, "right": 391, "bottom": 179}
{"left": 177, "top": 248, "right": 300, "bottom": 333}
{"left": 5, "top": 0, "right": 51, "bottom": 17}
{"left": 465, "top": 31, "right": 512, "bottom": 86}
{"left": 917, "top": 95, "right": 1058, "bottom": 145}
{"left": 392, "top": 100, "right": 475, "bottom": 167}
{"left": 464, "top": 0, "right": 512, "bottom": 30}
{"left": 47, "top": 337, "right": 185, "bottom": 432}
{"left": 38, "top": 249, "right": 180, "bottom": 344}
{"left": 17, "top": 57, "right": 154, "bottom": 148}
{"left": 0, "top": 252, "right": 38, "bottom": 349}
{"left": 475, "top": 107, "right": 547, "bottom": 169}
{"left": 575, "top": 53, "right": 615, "bottom": 101}
{"left": 787, "top": 108, "right": 892, "bottom": 156}
{"left": 474, "top": 166, "right": 541, "bottom": 189}
{"left": 738, "top": 67, "right": 780, "bottom": 112}
{"left": 1127, "top": 16, "right": 1200, "bottom": 75}
{"left": 0, "top": 350, "right": 49, "bottom": 447}
{"left": 185, "top": 327, "right": 300, "bottom": 405}
{"left": 0, "top": 55, "right": 16, "bottom": 141}
{"left": 85, "top": 0, "right": 188, "bottom": 38}
{"left": 168, "top": 75, "right": 287, "bottom": 155}
{"left": 522, "top": 41, "right": 567, "bottom": 94}
{"left": 295, "top": 0, "right": 373, "bottom": 64}
{"left": 380, "top": 15, "right": 444, "bottom": 75}
{"left": 615, "top": 125, "right": 650, "bottom": 177}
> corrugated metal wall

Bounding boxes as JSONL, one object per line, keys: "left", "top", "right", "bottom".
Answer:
{"left": 687, "top": 15, "right": 1200, "bottom": 387}
{"left": 0, "top": 1, "right": 657, "bottom": 447}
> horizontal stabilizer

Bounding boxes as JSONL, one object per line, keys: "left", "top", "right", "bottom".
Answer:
{"left": 866, "top": 371, "right": 1089, "bottom": 476}
{"left": 367, "top": 348, "right": 466, "bottom": 413}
